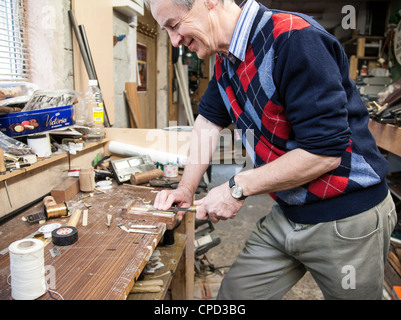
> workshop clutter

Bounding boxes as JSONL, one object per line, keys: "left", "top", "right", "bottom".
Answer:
{"left": 0, "top": 82, "right": 108, "bottom": 162}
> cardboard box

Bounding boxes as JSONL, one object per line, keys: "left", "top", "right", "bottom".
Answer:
{"left": 0, "top": 105, "right": 75, "bottom": 137}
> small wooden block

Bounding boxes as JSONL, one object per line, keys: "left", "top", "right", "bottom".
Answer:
{"left": 51, "top": 177, "right": 80, "bottom": 203}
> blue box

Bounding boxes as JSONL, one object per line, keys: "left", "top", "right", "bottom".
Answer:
{"left": 0, "top": 105, "right": 75, "bottom": 137}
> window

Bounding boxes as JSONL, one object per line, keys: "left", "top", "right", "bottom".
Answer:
{"left": 0, "top": 0, "right": 28, "bottom": 81}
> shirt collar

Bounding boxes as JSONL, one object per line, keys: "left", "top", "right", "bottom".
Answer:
{"left": 220, "top": 0, "right": 259, "bottom": 63}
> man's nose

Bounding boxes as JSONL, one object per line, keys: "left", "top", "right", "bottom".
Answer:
{"left": 169, "top": 31, "right": 184, "bottom": 47}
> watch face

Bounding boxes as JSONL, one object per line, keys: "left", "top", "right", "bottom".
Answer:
{"left": 231, "top": 186, "right": 243, "bottom": 199}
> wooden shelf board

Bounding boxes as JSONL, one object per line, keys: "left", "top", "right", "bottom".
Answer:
{"left": 0, "top": 139, "right": 109, "bottom": 183}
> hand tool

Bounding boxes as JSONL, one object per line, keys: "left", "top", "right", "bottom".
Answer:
{"left": 148, "top": 178, "right": 179, "bottom": 189}
{"left": 130, "top": 205, "right": 199, "bottom": 213}
{"left": 150, "top": 205, "right": 199, "bottom": 212}
{"left": 148, "top": 178, "right": 207, "bottom": 192}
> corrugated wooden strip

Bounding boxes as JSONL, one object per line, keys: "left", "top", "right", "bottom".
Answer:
{"left": 0, "top": 183, "right": 166, "bottom": 300}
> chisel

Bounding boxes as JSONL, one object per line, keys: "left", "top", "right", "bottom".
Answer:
{"left": 141, "top": 205, "right": 199, "bottom": 212}
{"left": 158, "top": 205, "right": 198, "bottom": 212}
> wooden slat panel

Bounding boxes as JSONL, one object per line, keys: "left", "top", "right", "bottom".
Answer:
{"left": 0, "top": 184, "right": 166, "bottom": 300}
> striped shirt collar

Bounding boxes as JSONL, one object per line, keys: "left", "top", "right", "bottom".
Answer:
{"left": 222, "top": 0, "right": 259, "bottom": 63}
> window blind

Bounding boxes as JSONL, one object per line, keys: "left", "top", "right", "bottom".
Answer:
{"left": 0, "top": 0, "right": 28, "bottom": 82}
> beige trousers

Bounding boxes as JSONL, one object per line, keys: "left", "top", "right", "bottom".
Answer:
{"left": 217, "top": 192, "right": 397, "bottom": 300}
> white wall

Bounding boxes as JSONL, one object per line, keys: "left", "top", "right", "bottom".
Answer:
{"left": 26, "top": 0, "right": 74, "bottom": 90}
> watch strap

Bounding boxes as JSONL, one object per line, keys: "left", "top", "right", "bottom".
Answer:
{"left": 229, "top": 176, "right": 236, "bottom": 188}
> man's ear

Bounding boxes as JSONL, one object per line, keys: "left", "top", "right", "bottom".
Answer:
{"left": 204, "top": 0, "right": 218, "bottom": 10}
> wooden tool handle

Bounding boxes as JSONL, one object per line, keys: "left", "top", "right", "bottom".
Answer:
{"left": 68, "top": 209, "right": 82, "bottom": 227}
{"left": 0, "top": 148, "right": 6, "bottom": 173}
{"left": 130, "top": 168, "right": 163, "bottom": 185}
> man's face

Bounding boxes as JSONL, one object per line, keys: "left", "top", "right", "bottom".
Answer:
{"left": 150, "top": 0, "right": 217, "bottom": 59}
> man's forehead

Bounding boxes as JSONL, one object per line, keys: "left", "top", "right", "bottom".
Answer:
{"left": 151, "top": 2, "right": 181, "bottom": 25}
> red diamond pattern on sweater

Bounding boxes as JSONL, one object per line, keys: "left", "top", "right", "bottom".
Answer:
{"left": 272, "top": 13, "right": 311, "bottom": 39}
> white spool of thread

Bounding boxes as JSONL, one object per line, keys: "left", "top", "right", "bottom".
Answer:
{"left": 8, "top": 239, "right": 47, "bottom": 300}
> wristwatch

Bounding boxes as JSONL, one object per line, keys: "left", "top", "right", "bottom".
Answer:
{"left": 229, "top": 176, "right": 247, "bottom": 200}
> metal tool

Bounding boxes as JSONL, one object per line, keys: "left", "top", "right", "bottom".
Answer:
{"left": 149, "top": 205, "right": 199, "bottom": 212}
{"left": 149, "top": 178, "right": 207, "bottom": 192}
{"left": 149, "top": 178, "right": 179, "bottom": 189}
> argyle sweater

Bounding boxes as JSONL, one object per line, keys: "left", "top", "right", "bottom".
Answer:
{"left": 198, "top": 4, "right": 389, "bottom": 224}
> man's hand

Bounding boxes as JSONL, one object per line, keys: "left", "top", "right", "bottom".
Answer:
{"left": 153, "top": 185, "right": 194, "bottom": 221}
{"left": 194, "top": 181, "right": 244, "bottom": 223}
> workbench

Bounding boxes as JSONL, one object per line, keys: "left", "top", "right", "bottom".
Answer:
{"left": 0, "top": 128, "right": 195, "bottom": 300}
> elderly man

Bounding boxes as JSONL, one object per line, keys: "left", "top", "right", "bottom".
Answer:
{"left": 146, "top": 0, "right": 397, "bottom": 299}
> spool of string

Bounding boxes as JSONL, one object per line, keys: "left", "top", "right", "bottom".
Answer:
{"left": 45, "top": 202, "right": 69, "bottom": 219}
{"left": 8, "top": 239, "right": 47, "bottom": 300}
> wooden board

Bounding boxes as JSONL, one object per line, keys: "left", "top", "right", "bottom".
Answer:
{"left": 121, "top": 199, "right": 177, "bottom": 230}
{"left": 0, "top": 184, "right": 165, "bottom": 300}
{"left": 125, "top": 83, "right": 143, "bottom": 128}
{"left": 369, "top": 119, "right": 401, "bottom": 157}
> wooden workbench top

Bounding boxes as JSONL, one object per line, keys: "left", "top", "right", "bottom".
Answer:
{"left": 0, "top": 183, "right": 168, "bottom": 300}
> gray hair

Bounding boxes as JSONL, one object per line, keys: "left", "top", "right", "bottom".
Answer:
{"left": 144, "top": 0, "right": 233, "bottom": 11}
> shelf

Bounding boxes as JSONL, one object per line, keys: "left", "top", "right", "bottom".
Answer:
{"left": 368, "top": 120, "right": 401, "bottom": 158}
{"left": 127, "top": 233, "right": 187, "bottom": 300}
{"left": 344, "top": 36, "right": 384, "bottom": 80}
{"left": 113, "top": 0, "right": 144, "bottom": 17}
{"left": 0, "top": 139, "right": 109, "bottom": 183}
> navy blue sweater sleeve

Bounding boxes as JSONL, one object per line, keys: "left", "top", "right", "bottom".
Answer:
{"left": 273, "top": 27, "right": 352, "bottom": 157}
{"left": 197, "top": 72, "right": 233, "bottom": 128}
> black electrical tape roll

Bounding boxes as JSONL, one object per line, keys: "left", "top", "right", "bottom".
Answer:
{"left": 51, "top": 226, "right": 78, "bottom": 246}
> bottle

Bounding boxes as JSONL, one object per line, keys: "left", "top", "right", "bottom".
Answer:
{"left": 74, "top": 94, "right": 87, "bottom": 126}
{"left": 84, "top": 79, "right": 104, "bottom": 140}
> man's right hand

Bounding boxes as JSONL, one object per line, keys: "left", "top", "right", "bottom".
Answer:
{"left": 153, "top": 185, "right": 194, "bottom": 221}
